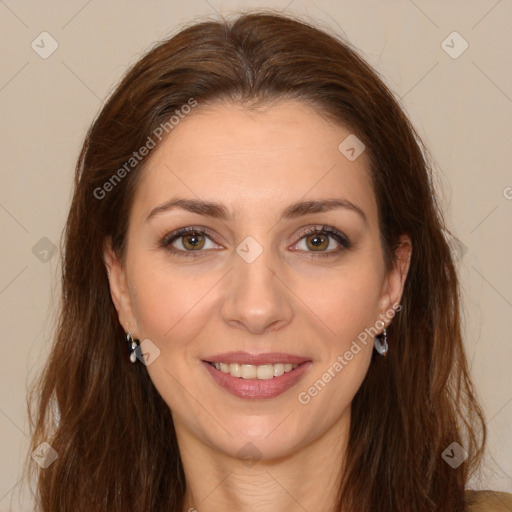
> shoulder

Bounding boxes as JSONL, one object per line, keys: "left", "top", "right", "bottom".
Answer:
{"left": 465, "top": 490, "right": 512, "bottom": 511}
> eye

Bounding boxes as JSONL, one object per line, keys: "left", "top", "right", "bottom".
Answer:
{"left": 160, "top": 224, "right": 351, "bottom": 259}
{"left": 291, "top": 225, "right": 351, "bottom": 257}
{"left": 160, "top": 227, "right": 221, "bottom": 257}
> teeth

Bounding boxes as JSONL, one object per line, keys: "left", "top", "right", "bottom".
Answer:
{"left": 229, "top": 363, "right": 241, "bottom": 377}
{"left": 211, "top": 362, "right": 299, "bottom": 379}
{"left": 273, "top": 363, "right": 285, "bottom": 377}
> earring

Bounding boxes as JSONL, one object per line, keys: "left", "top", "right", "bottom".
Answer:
{"left": 374, "top": 325, "right": 388, "bottom": 356}
{"left": 126, "top": 331, "right": 140, "bottom": 363}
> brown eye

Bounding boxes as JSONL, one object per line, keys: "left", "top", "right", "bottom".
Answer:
{"left": 161, "top": 226, "right": 222, "bottom": 257}
{"left": 305, "top": 233, "right": 329, "bottom": 251}
{"left": 293, "top": 226, "right": 351, "bottom": 257}
{"left": 180, "top": 232, "right": 206, "bottom": 250}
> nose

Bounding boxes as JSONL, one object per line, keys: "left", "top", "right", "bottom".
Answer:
{"left": 221, "top": 243, "right": 294, "bottom": 334}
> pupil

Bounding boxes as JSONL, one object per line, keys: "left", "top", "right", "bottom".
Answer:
{"left": 310, "top": 234, "right": 327, "bottom": 248}
{"left": 183, "top": 232, "right": 204, "bottom": 250}
{"left": 307, "top": 233, "right": 328, "bottom": 251}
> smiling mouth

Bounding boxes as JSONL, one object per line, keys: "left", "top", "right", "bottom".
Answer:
{"left": 205, "top": 361, "right": 302, "bottom": 380}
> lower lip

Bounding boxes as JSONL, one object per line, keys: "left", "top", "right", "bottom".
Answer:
{"left": 201, "top": 360, "right": 312, "bottom": 399}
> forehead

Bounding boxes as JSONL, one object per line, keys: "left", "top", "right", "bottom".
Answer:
{"left": 130, "top": 100, "right": 377, "bottom": 225}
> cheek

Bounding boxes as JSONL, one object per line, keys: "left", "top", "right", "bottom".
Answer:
{"left": 128, "top": 258, "right": 218, "bottom": 344}
{"left": 294, "top": 268, "right": 380, "bottom": 421}
{"left": 301, "top": 262, "right": 383, "bottom": 346}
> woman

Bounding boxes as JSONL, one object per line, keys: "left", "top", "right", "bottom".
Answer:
{"left": 26, "top": 11, "right": 512, "bottom": 512}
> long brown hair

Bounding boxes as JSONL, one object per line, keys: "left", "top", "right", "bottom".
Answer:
{"left": 26, "top": 11, "right": 486, "bottom": 511}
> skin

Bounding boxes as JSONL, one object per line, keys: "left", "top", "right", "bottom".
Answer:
{"left": 104, "top": 100, "right": 412, "bottom": 512}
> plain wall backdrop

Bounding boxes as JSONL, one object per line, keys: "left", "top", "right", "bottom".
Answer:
{"left": 1, "top": 0, "right": 511, "bottom": 510}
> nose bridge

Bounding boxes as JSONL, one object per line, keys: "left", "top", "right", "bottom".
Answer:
{"left": 236, "top": 238, "right": 276, "bottom": 290}
{"left": 221, "top": 234, "right": 293, "bottom": 332}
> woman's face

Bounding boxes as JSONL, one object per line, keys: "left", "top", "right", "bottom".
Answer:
{"left": 105, "top": 100, "right": 410, "bottom": 461}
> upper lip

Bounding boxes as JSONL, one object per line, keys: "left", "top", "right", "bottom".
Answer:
{"left": 202, "top": 351, "right": 311, "bottom": 366}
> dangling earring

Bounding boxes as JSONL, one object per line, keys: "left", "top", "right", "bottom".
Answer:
{"left": 374, "top": 325, "right": 388, "bottom": 356}
{"left": 126, "top": 331, "right": 140, "bottom": 363}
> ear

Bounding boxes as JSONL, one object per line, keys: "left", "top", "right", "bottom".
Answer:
{"left": 103, "top": 236, "right": 139, "bottom": 336}
{"left": 378, "top": 234, "right": 412, "bottom": 326}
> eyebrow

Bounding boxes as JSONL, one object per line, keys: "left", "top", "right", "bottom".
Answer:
{"left": 146, "top": 197, "right": 367, "bottom": 224}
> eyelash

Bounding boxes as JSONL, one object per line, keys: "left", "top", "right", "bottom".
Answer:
{"left": 160, "top": 225, "right": 351, "bottom": 259}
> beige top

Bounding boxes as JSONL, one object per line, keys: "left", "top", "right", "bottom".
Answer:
{"left": 466, "top": 490, "right": 512, "bottom": 511}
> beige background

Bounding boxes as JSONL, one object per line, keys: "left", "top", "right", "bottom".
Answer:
{"left": 1, "top": 0, "right": 511, "bottom": 509}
